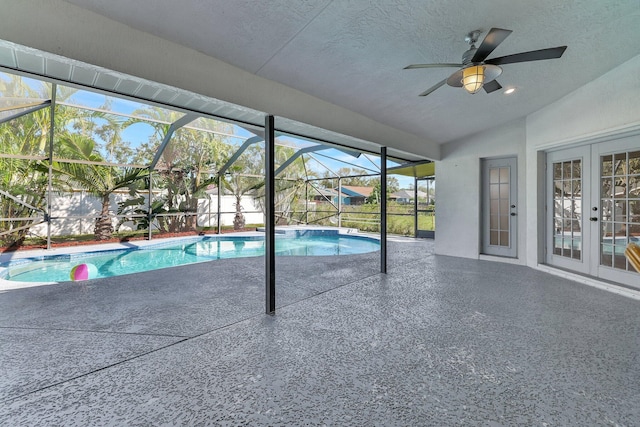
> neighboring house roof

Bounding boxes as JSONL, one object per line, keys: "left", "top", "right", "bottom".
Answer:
{"left": 391, "top": 190, "right": 413, "bottom": 200}
{"left": 340, "top": 185, "right": 374, "bottom": 198}
{"left": 312, "top": 187, "right": 340, "bottom": 198}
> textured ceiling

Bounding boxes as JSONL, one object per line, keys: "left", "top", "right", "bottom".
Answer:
{"left": 62, "top": 0, "right": 640, "bottom": 144}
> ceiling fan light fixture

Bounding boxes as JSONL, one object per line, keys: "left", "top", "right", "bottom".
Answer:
{"left": 462, "top": 65, "right": 485, "bottom": 94}
{"left": 406, "top": 28, "right": 566, "bottom": 97}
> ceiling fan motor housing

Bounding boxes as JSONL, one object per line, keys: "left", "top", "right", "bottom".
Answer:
{"left": 462, "top": 48, "right": 477, "bottom": 66}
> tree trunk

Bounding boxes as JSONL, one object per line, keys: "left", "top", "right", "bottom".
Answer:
{"left": 185, "top": 197, "right": 198, "bottom": 231}
{"left": 94, "top": 193, "right": 113, "bottom": 240}
{"left": 233, "top": 194, "right": 245, "bottom": 230}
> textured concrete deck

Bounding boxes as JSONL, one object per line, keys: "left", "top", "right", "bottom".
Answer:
{"left": 1, "top": 238, "right": 639, "bottom": 426}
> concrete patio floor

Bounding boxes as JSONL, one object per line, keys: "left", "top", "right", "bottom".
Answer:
{"left": 1, "top": 238, "right": 639, "bottom": 425}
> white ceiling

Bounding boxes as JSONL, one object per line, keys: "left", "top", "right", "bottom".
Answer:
{"left": 60, "top": 0, "right": 640, "bottom": 145}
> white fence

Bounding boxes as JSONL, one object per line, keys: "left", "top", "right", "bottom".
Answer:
{"left": 29, "top": 191, "right": 263, "bottom": 237}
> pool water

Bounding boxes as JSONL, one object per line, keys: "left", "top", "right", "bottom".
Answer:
{"left": 4, "top": 234, "right": 379, "bottom": 283}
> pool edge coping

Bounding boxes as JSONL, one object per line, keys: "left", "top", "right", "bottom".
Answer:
{"left": 0, "top": 227, "right": 379, "bottom": 289}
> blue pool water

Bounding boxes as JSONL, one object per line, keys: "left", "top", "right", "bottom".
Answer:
{"left": 2, "top": 233, "right": 379, "bottom": 283}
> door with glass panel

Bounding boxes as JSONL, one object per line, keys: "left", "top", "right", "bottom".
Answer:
{"left": 592, "top": 137, "right": 640, "bottom": 286}
{"left": 547, "top": 135, "right": 640, "bottom": 287}
{"left": 546, "top": 147, "right": 591, "bottom": 273}
{"left": 481, "top": 157, "right": 517, "bottom": 257}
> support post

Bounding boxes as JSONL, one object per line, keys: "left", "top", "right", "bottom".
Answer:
{"left": 380, "top": 146, "right": 387, "bottom": 274}
{"left": 337, "top": 177, "right": 342, "bottom": 228}
{"left": 149, "top": 113, "right": 197, "bottom": 171}
{"left": 147, "top": 171, "right": 153, "bottom": 240}
{"left": 305, "top": 181, "right": 309, "bottom": 225}
{"left": 0, "top": 100, "right": 51, "bottom": 125}
{"left": 218, "top": 135, "right": 264, "bottom": 176}
{"left": 414, "top": 177, "right": 419, "bottom": 238}
{"left": 217, "top": 174, "right": 222, "bottom": 234}
{"left": 265, "top": 115, "right": 276, "bottom": 314}
{"left": 46, "top": 84, "right": 57, "bottom": 250}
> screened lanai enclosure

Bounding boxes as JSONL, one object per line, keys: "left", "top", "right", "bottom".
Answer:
{"left": 0, "top": 70, "right": 435, "bottom": 251}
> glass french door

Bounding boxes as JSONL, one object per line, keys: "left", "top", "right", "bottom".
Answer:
{"left": 547, "top": 147, "right": 591, "bottom": 273}
{"left": 547, "top": 134, "right": 640, "bottom": 288}
{"left": 593, "top": 138, "right": 640, "bottom": 285}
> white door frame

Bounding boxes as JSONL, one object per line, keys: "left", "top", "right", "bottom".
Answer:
{"left": 546, "top": 134, "right": 640, "bottom": 288}
{"left": 546, "top": 146, "right": 592, "bottom": 274}
{"left": 591, "top": 136, "right": 640, "bottom": 286}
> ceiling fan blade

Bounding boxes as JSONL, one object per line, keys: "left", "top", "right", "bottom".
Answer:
{"left": 446, "top": 69, "right": 464, "bottom": 87}
{"left": 485, "top": 46, "right": 567, "bottom": 65}
{"left": 404, "top": 63, "right": 461, "bottom": 69}
{"left": 483, "top": 80, "right": 502, "bottom": 94}
{"left": 419, "top": 79, "right": 447, "bottom": 96}
{"left": 471, "top": 28, "right": 512, "bottom": 63}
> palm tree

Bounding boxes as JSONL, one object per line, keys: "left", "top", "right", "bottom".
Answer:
{"left": 0, "top": 75, "right": 64, "bottom": 246}
{"left": 221, "top": 143, "right": 264, "bottom": 230}
{"left": 126, "top": 108, "right": 233, "bottom": 233}
{"left": 50, "top": 134, "right": 147, "bottom": 240}
{"left": 227, "top": 144, "right": 310, "bottom": 228}
{"left": 223, "top": 173, "right": 253, "bottom": 230}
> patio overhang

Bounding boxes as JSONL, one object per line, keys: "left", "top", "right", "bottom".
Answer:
{"left": 388, "top": 161, "right": 435, "bottom": 178}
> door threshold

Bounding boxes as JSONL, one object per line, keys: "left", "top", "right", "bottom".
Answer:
{"left": 536, "top": 264, "right": 640, "bottom": 301}
{"left": 479, "top": 254, "right": 523, "bottom": 265}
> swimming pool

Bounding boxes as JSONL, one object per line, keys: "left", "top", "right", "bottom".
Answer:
{"left": 1, "top": 230, "right": 379, "bottom": 284}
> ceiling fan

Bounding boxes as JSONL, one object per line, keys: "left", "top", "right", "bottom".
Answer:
{"left": 405, "top": 28, "right": 567, "bottom": 96}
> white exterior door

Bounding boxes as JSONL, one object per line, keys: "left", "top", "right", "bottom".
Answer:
{"left": 592, "top": 136, "right": 640, "bottom": 286}
{"left": 546, "top": 146, "right": 592, "bottom": 274}
{"left": 547, "top": 134, "right": 640, "bottom": 288}
{"left": 481, "top": 157, "right": 517, "bottom": 257}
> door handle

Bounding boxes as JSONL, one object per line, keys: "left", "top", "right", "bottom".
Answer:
{"left": 510, "top": 212, "right": 516, "bottom": 216}
{"left": 590, "top": 217, "right": 598, "bottom": 222}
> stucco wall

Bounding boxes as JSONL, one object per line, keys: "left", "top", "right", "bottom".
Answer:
{"left": 435, "top": 119, "right": 527, "bottom": 261}
{"left": 526, "top": 54, "right": 640, "bottom": 149}
{"left": 523, "top": 53, "right": 640, "bottom": 267}
{"left": 436, "top": 54, "right": 640, "bottom": 268}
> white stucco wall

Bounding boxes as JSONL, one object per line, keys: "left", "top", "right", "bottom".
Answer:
{"left": 526, "top": 54, "right": 640, "bottom": 149}
{"left": 435, "top": 119, "right": 527, "bottom": 260}
{"left": 436, "top": 53, "right": 640, "bottom": 269}
{"left": 523, "top": 53, "right": 640, "bottom": 267}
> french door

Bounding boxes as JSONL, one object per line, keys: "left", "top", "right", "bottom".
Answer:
{"left": 546, "top": 135, "right": 640, "bottom": 287}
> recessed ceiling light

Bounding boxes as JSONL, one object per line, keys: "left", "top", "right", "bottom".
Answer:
{"left": 504, "top": 88, "right": 516, "bottom": 95}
